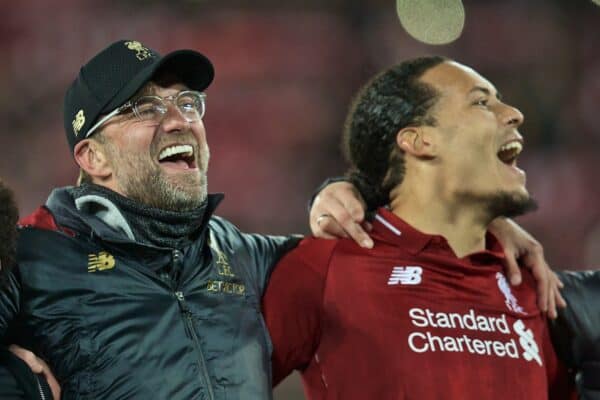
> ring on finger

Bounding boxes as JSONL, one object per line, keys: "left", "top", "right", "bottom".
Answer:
{"left": 316, "top": 213, "right": 332, "bottom": 227}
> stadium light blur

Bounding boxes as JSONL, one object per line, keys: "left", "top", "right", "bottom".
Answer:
{"left": 396, "top": 0, "right": 465, "bottom": 45}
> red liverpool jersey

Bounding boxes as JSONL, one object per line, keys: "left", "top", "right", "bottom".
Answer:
{"left": 263, "top": 208, "right": 572, "bottom": 400}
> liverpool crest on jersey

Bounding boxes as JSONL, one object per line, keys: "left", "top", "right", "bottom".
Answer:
{"left": 496, "top": 272, "right": 526, "bottom": 314}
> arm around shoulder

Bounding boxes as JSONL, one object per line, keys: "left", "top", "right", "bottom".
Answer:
{"left": 262, "top": 237, "right": 337, "bottom": 386}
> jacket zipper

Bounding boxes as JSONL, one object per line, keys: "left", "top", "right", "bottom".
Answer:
{"left": 35, "top": 375, "right": 47, "bottom": 400}
{"left": 175, "top": 290, "right": 216, "bottom": 400}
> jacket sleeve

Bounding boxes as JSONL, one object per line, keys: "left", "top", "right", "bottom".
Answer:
{"left": 0, "top": 363, "right": 28, "bottom": 400}
{"left": 543, "top": 319, "right": 577, "bottom": 400}
{"left": 208, "top": 216, "right": 302, "bottom": 297}
{"left": 551, "top": 270, "right": 600, "bottom": 397}
{"left": 0, "top": 271, "right": 21, "bottom": 339}
{"left": 261, "top": 237, "right": 336, "bottom": 386}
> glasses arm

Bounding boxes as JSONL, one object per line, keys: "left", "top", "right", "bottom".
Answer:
{"left": 84, "top": 103, "right": 130, "bottom": 138}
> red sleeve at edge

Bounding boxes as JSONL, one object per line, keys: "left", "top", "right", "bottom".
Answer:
{"left": 262, "top": 237, "right": 336, "bottom": 386}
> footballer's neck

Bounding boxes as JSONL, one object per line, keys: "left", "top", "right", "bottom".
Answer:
{"left": 389, "top": 182, "right": 490, "bottom": 258}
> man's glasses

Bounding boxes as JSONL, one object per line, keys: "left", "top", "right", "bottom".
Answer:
{"left": 86, "top": 90, "right": 206, "bottom": 138}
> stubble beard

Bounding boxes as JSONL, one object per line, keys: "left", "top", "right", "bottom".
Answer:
{"left": 457, "top": 190, "right": 538, "bottom": 222}
{"left": 111, "top": 147, "right": 209, "bottom": 212}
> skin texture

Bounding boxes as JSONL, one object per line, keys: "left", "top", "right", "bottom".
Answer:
{"left": 309, "top": 61, "right": 565, "bottom": 317}
{"left": 74, "top": 82, "right": 210, "bottom": 212}
{"left": 390, "top": 61, "right": 530, "bottom": 256}
{"left": 9, "top": 81, "right": 211, "bottom": 400}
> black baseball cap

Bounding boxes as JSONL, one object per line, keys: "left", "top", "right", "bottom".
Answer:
{"left": 64, "top": 39, "right": 214, "bottom": 153}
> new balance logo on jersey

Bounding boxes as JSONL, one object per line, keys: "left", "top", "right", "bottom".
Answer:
{"left": 388, "top": 266, "right": 423, "bottom": 285}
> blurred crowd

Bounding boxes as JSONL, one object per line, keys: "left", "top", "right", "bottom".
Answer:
{"left": 0, "top": 1, "right": 598, "bottom": 288}
{"left": 0, "top": 0, "right": 598, "bottom": 397}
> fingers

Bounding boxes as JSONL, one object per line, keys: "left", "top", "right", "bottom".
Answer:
{"left": 521, "top": 250, "right": 549, "bottom": 314}
{"left": 9, "top": 345, "right": 62, "bottom": 400}
{"left": 315, "top": 215, "right": 349, "bottom": 240}
{"left": 317, "top": 209, "right": 373, "bottom": 248}
{"left": 503, "top": 253, "right": 522, "bottom": 286}
{"left": 533, "top": 265, "right": 549, "bottom": 315}
{"left": 551, "top": 272, "right": 567, "bottom": 309}
{"left": 8, "top": 345, "right": 43, "bottom": 374}
{"left": 547, "top": 281, "right": 557, "bottom": 319}
{"left": 517, "top": 240, "right": 552, "bottom": 314}
{"left": 37, "top": 358, "right": 61, "bottom": 400}
{"left": 310, "top": 185, "right": 373, "bottom": 248}
{"left": 362, "top": 220, "right": 373, "bottom": 232}
{"left": 310, "top": 182, "right": 366, "bottom": 224}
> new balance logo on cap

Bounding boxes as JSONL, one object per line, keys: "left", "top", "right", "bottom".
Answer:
{"left": 388, "top": 266, "right": 423, "bottom": 285}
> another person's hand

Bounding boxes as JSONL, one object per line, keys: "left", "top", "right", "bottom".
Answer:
{"left": 310, "top": 181, "right": 373, "bottom": 248}
{"left": 488, "top": 217, "right": 566, "bottom": 319}
{"left": 9, "top": 345, "right": 61, "bottom": 400}
{"left": 310, "top": 180, "right": 566, "bottom": 318}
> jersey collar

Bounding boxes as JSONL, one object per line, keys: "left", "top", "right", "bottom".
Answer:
{"left": 371, "top": 207, "right": 506, "bottom": 261}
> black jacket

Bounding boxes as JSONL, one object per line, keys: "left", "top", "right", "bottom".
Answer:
{"left": 552, "top": 270, "right": 600, "bottom": 400}
{"left": 0, "top": 187, "right": 300, "bottom": 399}
{"left": 0, "top": 349, "right": 52, "bottom": 400}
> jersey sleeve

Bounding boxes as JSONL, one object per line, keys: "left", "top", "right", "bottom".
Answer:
{"left": 261, "top": 237, "right": 337, "bottom": 386}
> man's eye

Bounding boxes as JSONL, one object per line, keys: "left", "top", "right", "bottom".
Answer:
{"left": 473, "top": 98, "right": 488, "bottom": 107}
{"left": 180, "top": 102, "right": 195, "bottom": 111}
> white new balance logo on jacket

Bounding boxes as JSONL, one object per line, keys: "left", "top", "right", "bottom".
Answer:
{"left": 388, "top": 266, "right": 423, "bottom": 285}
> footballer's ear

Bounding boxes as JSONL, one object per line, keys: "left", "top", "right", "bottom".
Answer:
{"left": 396, "top": 126, "right": 437, "bottom": 158}
{"left": 73, "top": 138, "right": 112, "bottom": 181}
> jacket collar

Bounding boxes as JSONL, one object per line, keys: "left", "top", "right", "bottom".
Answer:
{"left": 44, "top": 186, "right": 223, "bottom": 250}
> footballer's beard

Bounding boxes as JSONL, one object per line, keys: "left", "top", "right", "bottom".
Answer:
{"left": 111, "top": 149, "right": 209, "bottom": 212}
{"left": 456, "top": 190, "right": 538, "bottom": 224}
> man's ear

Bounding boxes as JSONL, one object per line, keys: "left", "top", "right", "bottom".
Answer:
{"left": 396, "top": 127, "right": 437, "bottom": 158}
{"left": 73, "top": 139, "right": 112, "bottom": 181}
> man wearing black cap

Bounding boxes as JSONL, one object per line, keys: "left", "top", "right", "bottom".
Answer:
{"left": 0, "top": 39, "right": 303, "bottom": 399}
{"left": 0, "top": 40, "right": 563, "bottom": 399}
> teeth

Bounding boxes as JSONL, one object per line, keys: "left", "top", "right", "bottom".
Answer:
{"left": 499, "top": 141, "right": 523, "bottom": 155}
{"left": 158, "top": 145, "right": 193, "bottom": 161}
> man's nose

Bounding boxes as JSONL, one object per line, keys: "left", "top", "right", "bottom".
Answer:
{"left": 502, "top": 104, "right": 524, "bottom": 127}
{"left": 161, "top": 104, "right": 190, "bottom": 133}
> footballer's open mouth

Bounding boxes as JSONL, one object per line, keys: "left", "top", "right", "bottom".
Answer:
{"left": 157, "top": 144, "right": 198, "bottom": 170}
{"left": 497, "top": 139, "right": 523, "bottom": 167}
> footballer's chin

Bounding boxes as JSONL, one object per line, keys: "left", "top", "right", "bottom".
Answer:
{"left": 486, "top": 190, "right": 538, "bottom": 220}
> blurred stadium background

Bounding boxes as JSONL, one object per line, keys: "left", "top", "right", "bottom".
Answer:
{"left": 1, "top": 0, "right": 598, "bottom": 397}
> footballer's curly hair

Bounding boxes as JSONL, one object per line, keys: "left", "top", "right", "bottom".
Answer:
{"left": 0, "top": 180, "right": 19, "bottom": 283}
{"left": 343, "top": 56, "right": 448, "bottom": 210}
